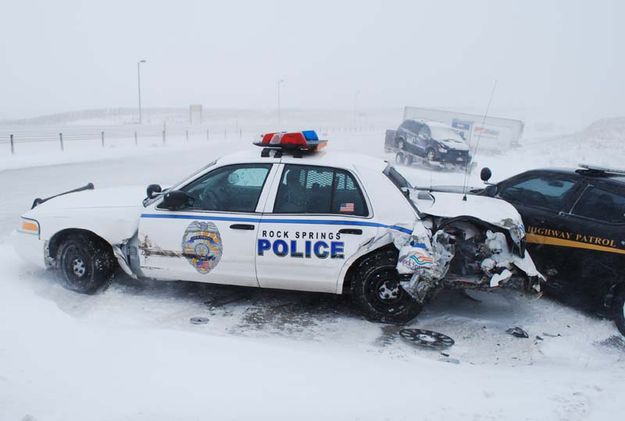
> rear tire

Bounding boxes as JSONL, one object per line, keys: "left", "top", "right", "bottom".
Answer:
{"left": 426, "top": 149, "right": 436, "bottom": 162}
{"left": 54, "top": 233, "right": 116, "bottom": 294}
{"left": 613, "top": 288, "right": 625, "bottom": 336}
{"left": 351, "top": 249, "right": 423, "bottom": 324}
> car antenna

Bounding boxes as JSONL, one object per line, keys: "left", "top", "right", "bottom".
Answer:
{"left": 462, "top": 79, "right": 497, "bottom": 201}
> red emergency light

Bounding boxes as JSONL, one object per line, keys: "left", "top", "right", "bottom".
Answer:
{"left": 254, "top": 130, "right": 327, "bottom": 152}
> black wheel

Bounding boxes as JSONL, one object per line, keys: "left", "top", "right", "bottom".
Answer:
{"left": 54, "top": 233, "right": 116, "bottom": 294}
{"left": 395, "top": 152, "right": 404, "bottom": 165}
{"left": 426, "top": 149, "right": 436, "bottom": 162}
{"left": 351, "top": 248, "right": 423, "bottom": 323}
{"left": 613, "top": 288, "right": 625, "bottom": 336}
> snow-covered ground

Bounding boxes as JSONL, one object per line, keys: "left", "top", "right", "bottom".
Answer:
{"left": 1, "top": 118, "right": 624, "bottom": 420}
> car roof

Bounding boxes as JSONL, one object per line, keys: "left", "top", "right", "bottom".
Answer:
{"left": 404, "top": 119, "right": 455, "bottom": 130}
{"left": 524, "top": 167, "right": 625, "bottom": 185}
{"left": 216, "top": 147, "right": 388, "bottom": 173}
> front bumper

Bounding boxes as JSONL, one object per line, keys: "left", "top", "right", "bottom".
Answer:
{"left": 435, "top": 150, "right": 471, "bottom": 164}
{"left": 11, "top": 229, "right": 47, "bottom": 269}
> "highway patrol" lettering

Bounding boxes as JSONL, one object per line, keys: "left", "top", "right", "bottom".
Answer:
{"left": 527, "top": 226, "right": 617, "bottom": 248}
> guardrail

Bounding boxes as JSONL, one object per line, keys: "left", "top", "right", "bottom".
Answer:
{"left": 0, "top": 124, "right": 381, "bottom": 155}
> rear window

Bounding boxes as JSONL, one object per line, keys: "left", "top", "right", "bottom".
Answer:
{"left": 273, "top": 165, "right": 368, "bottom": 216}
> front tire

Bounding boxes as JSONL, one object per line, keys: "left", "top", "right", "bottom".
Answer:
{"left": 426, "top": 149, "right": 436, "bottom": 162}
{"left": 54, "top": 234, "right": 116, "bottom": 294}
{"left": 613, "top": 288, "right": 625, "bottom": 336}
{"left": 351, "top": 249, "right": 423, "bottom": 323}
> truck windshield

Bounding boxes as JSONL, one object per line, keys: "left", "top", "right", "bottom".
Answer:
{"left": 430, "top": 126, "right": 464, "bottom": 142}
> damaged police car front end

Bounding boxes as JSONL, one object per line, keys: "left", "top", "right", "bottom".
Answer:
{"left": 384, "top": 167, "right": 542, "bottom": 307}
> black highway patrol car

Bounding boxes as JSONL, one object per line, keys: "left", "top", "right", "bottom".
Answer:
{"left": 479, "top": 164, "right": 625, "bottom": 335}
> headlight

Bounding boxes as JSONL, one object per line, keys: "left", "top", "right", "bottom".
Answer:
{"left": 438, "top": 147, "right": 447, "bottom": 153}
{"left": 19, "top": 218, "right": 40, "bottom": 237}
{"left": 509, "top": 223, "right": 525, "bottom": 245}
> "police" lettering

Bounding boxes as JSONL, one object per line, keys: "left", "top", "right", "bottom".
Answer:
{"left": 257, "top": 239, "right": 345, "bottom": 259}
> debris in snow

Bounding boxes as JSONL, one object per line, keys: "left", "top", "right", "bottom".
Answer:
{"left": 190, "top": 316, "right": 209, "bottom": 325}
{"left": 595, "top": 335, "right": 625, "bottom": 352}
{"left": 535, "top": 335, "right": 544, "bottom": 341}
{"left": 506, "top": 327, "right": 529, "bottom": 338}
{"left": 542, "top": 332, "right": 561, "bottom": 338}
{"left": 399, "top": 328, "right": 455, "bottom": 349}
{"left": 439, "top": 354, "right": 461, "bottom": 364}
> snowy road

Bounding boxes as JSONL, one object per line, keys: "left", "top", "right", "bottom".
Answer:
{"left": 1, "top": 132, "right": 624, "bottom": 420}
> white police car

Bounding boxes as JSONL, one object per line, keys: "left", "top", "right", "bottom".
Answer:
{"left": 13, "top": 130, "right": 542, "bottom": 323}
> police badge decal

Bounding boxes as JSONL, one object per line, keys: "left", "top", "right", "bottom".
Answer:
{"left": 181, "top": 221, "right": 223, "bottom": 274}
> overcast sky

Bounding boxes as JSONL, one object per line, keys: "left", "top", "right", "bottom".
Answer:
{"left": 0, "top": 0, "right": 623, "bottom": 124}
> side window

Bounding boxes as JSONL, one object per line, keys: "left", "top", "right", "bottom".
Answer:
{"left": 174, "top": 164, "right": 271, "bottom": 212}
{"left": 572, "top": 186, "right": 625, "bottom": 224}
{"left": 499, "top": 175, "right": 576, "bottom": 211}
{"left": 274, "top": 165, "right": 368, "bottom": 216}
{"left": 407, "top": 121, "right": 420, "bottom": 133}
{"left": 417, "top": 125, "right": 430, "bottom": 142}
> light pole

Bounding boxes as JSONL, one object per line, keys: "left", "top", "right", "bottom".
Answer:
{"left": 137, "top": 59, "right": 146, "bottom": 124}
{"left": 277, "top": 79, "right": 284, "bottom": 128}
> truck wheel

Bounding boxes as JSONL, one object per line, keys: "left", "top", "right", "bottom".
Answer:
{"left": 395, "top": 152, "right": 404, "bottom": 165}
{"left": 351, "top": 249, "right": 423, "bottom": 324}
{"left": 613, "top": 288, "right": 625, "bottom": 336}
{"left": 426, "top": 149, "right": 436, "bottom": 162}
{"left": 54, "top": 233, "right": 116, "bottom": 294}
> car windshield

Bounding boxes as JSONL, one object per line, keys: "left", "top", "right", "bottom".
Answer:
{"left": 172, "top": 159, "right": 218, "bottom": 189}
{"left": 384, "top": 165, "right": 413, "bottom": 190}
{"left": 430, "top": 126, "right": 465, "bottom": 143}
{"left": 142, "top": 160, "right": 218, "bottom": 207}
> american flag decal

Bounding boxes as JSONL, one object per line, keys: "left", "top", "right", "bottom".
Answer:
{"left": 339, "top": 202, "right": 355, "bottom": 213}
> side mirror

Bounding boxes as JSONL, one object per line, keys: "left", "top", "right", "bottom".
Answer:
{"left": 484, "top": 184, "right": 498, "bottom": 197}
{"left": 146, "top": 184, "right": 162, "bottom": 199}
{"left": 160, "top": 190, "right": 193, "bottom": 211}
{"left": 480, "top": 167, "right": 492, "bottom": 183}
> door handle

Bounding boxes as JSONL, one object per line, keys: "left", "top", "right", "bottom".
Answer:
{"left": 338, "top": 228, "right": 362, "bottom": 235}
{"left": 230, "top": 224, "right": 255, "bottom": 230}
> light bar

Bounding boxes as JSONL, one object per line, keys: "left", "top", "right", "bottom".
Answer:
{"left": 254, "top": 130, "right": 327, "bottom": 152}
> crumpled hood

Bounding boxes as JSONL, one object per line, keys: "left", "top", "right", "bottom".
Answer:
{"left": 21, "top": 185, "right": 147, "bottom": 245}
{"left": 410, "top": 190, "right": 524, "bottom": 231}
{"left": 436, "top": 138, "right": 470, "bottom": 152}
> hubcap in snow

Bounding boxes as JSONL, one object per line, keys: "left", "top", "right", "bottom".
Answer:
{"left": 72, "top": 258, "right": 86, "bottom": 277}
{"left": 399, "top": 329, "right": 455, "bottom": 349}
